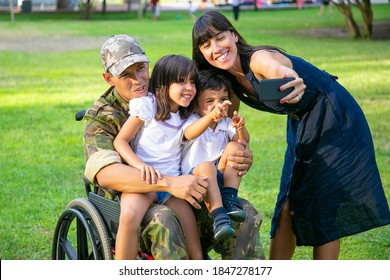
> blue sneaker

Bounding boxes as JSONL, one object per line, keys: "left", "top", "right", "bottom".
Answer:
{"left": 213, "top": 213, "right": 236, "bottom": 241}
{"left": 224, "top": 197, "right": 247, "bottom": 222}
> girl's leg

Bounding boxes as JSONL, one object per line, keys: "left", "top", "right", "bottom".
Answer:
{"left": 192, "top": 162, "right": 236, "bottom": 241}
{"left": 115, "top": 192, "right": 155, "bottom": 260}
{"left": 313, "top": 240, "right": 340, "bottom": 260}
{"left": 165, "top": 197, "right": 203, "bottom": 260}
{"left": 269, "top": 200, "right": 296, "bottom": 260}
{"left": 218, "top": 142, "right": 246, "bottom": 222}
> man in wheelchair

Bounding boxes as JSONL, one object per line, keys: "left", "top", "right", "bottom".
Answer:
{"left": 82, "top": 34, "right": 265, "bottom": 260}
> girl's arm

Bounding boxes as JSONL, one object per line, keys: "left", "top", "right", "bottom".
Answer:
{"left": 114, "top": 116, "right": 144, "bottom": 167}
{"left": 114, "top": 116, "right": 161, "bottom": 184}
{"left": 250, "top": 50, "right": 306, "bottom": 104}
{"left": 183, "top": 100, "right": 231, "bottom": 141}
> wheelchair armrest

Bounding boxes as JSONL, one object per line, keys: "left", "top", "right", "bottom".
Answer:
{"left": 82, "top": 176, "right": 121, "bottom": 198}
{"left": 82, "top": 175, "right": 94, "bottom": 186}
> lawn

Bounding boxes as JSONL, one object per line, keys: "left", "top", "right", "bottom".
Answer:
{"left": 0, "top": 4, "right": 389, "bottom": 260}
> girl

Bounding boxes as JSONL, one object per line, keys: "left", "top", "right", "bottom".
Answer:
{"left": 191, "top": 11, "right": 390, "bottom": 260}
{"left": 114, "top": 55, "right": 235, "bottom": 260}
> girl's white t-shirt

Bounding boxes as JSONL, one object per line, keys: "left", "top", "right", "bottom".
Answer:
{"left": 129, "top": 93, "right": 185, "bottom": 176}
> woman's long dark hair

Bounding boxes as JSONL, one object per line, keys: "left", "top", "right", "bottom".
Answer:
{"left": 149, "top": 54, "right": 198, "bottom": 121}
{"left": 192, "top": 11, "right": 282, "bottom": 71}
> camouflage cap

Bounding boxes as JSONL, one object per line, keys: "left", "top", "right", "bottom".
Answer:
{"left": 100, "top": 34, "right": 150, "bottom": 76}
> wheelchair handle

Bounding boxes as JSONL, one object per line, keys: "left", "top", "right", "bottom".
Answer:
{"left": 75, "top": 110, "right": 86, "bottom": 121}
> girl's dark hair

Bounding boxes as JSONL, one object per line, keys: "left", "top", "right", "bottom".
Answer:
{"left": 149, "top": 55, "right": 198, "bottom": 121}
{"left": 192, "top": 11, "right": 282, "bottom": 71}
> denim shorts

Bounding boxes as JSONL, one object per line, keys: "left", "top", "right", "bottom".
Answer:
{"left": 156, "top": 192, "right": 171, "bottom": 205}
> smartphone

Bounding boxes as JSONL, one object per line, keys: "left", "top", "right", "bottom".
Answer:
{"left": 258, "top": 77, "right": 295, "bottom": 102}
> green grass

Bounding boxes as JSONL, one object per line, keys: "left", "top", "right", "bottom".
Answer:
{"left": 0, "top": 5, "right": 389, "bottom": 260}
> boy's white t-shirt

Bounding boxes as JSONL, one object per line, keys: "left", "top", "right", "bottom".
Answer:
{"left": 181, "top": 114, "right": 236, "bottom": 175}
{"left": 129, "top": 93, "right": 185, "bottom": 176}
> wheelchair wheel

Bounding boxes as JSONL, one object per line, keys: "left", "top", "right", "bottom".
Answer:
{"left": 52, "top": 198, "right": 113, "bottom": 260}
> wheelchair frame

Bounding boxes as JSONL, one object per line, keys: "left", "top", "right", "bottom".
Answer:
{"left": 52, "top": 110, "right": 153, "bottom": 260}
{"left": 52, "top": 178, "right": 120, "bottom": 260}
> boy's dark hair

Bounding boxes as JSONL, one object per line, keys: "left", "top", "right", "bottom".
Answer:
{"left": 196, "top": 69, "right": 233, "bottom": 99}
{"left": 150, "top": 55, "right": 198, "bottom": 121}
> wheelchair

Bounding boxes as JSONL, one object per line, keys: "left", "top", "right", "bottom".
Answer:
{"left": 51, "top": 110, "right": 153, "bottom": 260}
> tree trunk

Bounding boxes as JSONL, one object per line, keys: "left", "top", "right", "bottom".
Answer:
{"left": 57, "top": 0, "right": 68, "bottom": 9}
{"left": 102, "top": 0, "right": 106, "bottom": 15}
{"left": 139, "top": 0, "right": 147, "bottom": 18}
{"left": 9, "top": 0, "right": 15, "bottom": 22}
{"left": 80, "top": 0, "right": 93, "bottom": 20}
{"left": 333, "top": 1, "right": 361, "bottom": 38}
{"left": 354, "top": 0, "right": 373, "bottom": 38}
{"left": 127, "top": 0, "right": 131, "bottom": 12}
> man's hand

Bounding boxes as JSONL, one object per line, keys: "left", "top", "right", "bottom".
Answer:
{"left": 96, "top": 163, "right": 209, "bottom": 209}
{"left": 166, "top": 174, "right": 208, "bottom": 209}
{"left": 227, "top": 139, "right": 253, "bottom": 176}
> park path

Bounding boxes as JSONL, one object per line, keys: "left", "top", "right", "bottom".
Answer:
{"left": 0, "top": 33, "right": 108, "bottom": 52}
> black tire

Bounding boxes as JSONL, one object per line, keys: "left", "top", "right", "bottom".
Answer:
{"left": 52, "top": 198, "right": 113, "bottom": 260}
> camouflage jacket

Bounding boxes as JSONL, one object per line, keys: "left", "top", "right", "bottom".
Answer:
{"left": 83, "top": 86, "right": 128, "bottom": 160}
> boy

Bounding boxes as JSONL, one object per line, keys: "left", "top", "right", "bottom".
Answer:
{"left": 182, "top": 69, "right": 250, "bottom": 222}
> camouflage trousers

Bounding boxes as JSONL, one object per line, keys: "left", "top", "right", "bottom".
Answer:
{"left": 138, "top": 198, "right": 265, "bottom": 260}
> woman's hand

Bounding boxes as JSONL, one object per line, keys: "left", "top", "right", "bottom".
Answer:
{"left": 279, "top": 74, "right": 306, "bottom": 104}
{"left": 227, "top": 139, "right": 253, "bottom": 176}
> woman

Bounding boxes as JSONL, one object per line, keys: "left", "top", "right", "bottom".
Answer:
{"left": 192, "top": 11, "right": 390, "bottom": 260}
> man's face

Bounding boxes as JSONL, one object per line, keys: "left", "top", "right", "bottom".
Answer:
{"left": 104, "top": 62, "right": 150, "bottom": 102}
{"left": 196, "top": 87, "right": 229, "bottom": 117}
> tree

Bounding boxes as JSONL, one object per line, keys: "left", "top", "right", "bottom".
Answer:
{"left": 56, "top": 0, "right": 67, "bottom": 9}
{"left": 8, "top": 0, "right": 15, "bottom": 22}
{"left": 56, "top": 0, "right": 94, "bottom": 19}
{"left": 332, "top": 0, "right": 374, "bottom": 39}
{"left": 79, "top": 0, "right": 94, "bottom": 20}
{"left": 354, "top": 0, "right": 373, "bottom": 37}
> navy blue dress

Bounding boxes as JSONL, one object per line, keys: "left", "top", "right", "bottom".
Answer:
{"left": 229, "top": 51, "right": 390, "bottom": 246}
